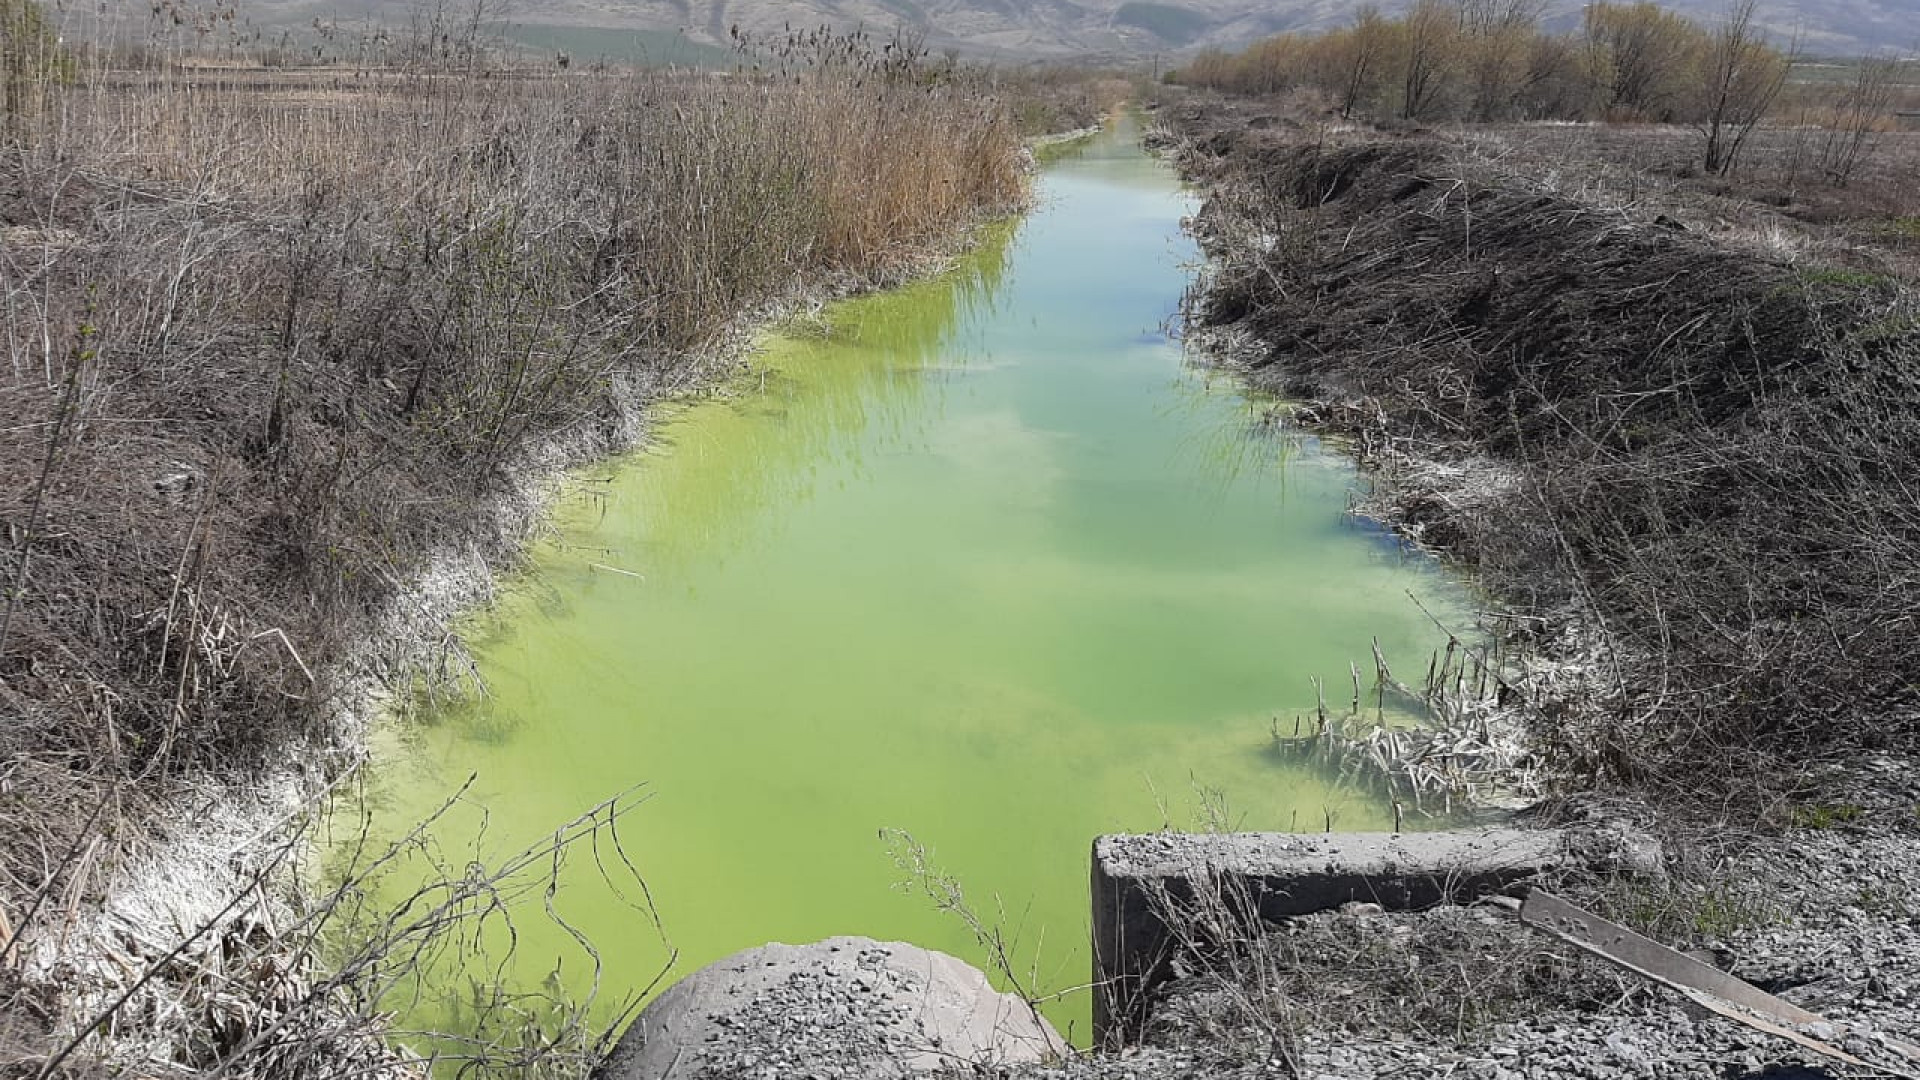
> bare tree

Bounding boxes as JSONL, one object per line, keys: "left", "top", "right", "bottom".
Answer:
{"left": 1457, "top": 0, "right": 1545, "bottom": 120}
{"left": 1818, "top": 55, "right": 1903, "bottom": 186}
{"left": 1696, "top": 0, "right": 1792, "bottom": 174}
{"left": 1329, "top": 6, "right": 1393, "bottom": 118}
{"left": 1515, "top": 31, "right": 1586, "bottom": 118}
{"left": 1583, "top": 1, "right": 1700, "bottom": 119}
{"left": 1400, "top": 0, "right": 1460, "bottom": 120}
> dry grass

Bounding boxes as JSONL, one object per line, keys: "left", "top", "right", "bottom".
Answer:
{"left": 1455, "top": 122, "right": 1920, "bottom": 277}
{"left": 1170, "top": 97, "right": 1920, "bottom": 794}
{"left": 0, "top": 23, "right": 1037, "bottom": 1073}
{"left": 1139, "top": 897, "right": 1619, "bottom": 1062}
{"left": 1120, "top": 833, "right": 1800, "bottom": 1072}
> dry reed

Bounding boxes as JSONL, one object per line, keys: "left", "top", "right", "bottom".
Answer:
{"left": 1, "top": 15, "right": 1034, "bottom": 1073}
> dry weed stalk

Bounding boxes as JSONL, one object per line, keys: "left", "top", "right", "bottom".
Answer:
{"left": 1272, "top": 623, "right": 1552, "bottom": 818}
{"left": 1179, "top": 125, "right": 1920, "bottom": 791}
{"left": 1, "top": 10, "right": 1038, "bottom": 1070}
{"left": 880, "top": 828, "right": 1073, "bottom": 1043}
{"left": 11, "top": 778, "right": 667, "bottom": 1079}
{"left": 1130, "top": 862, "right": 1632, "bottom": 1067}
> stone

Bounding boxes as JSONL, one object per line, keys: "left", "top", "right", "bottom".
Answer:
{"left": 595, "top": 936, "right": 1066, "bottom": 1080}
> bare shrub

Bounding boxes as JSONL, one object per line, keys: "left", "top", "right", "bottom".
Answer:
{"left": 4, "top": 781, "right": 664, "bottom": 1078}
{"left": 1130, "top": 870, "right": 1628, "bottom": 1065}
{"left": 1819, "top": 56, "right": 1905, "bottom": 186}
{"left": 1177, "top": 129, "right": 1920, "bottom": 788}
{"left": 1693, "top": 0, "right": 1792, "bottom": 174}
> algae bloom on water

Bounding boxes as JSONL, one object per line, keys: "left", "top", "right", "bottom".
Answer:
{"left": 333, "top": 115, "right": 1471, "bottom": 1051}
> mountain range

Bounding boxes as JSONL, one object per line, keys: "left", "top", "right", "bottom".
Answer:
{"left": 213, "top": 0, "right": 1920, "bottom": 60}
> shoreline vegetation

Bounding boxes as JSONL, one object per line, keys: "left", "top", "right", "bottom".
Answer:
{"left": 1158, "top": 84, "right": 1920, "bottom": 791}
{"left": 7, "top": 0, "right": 1920, "bottom": 1071}
{"left": 1022, "top": 10, "right": 1920, "bottom": 1069}
{"left": 0, "top": 4, "right": 1128, "bottom": 1072}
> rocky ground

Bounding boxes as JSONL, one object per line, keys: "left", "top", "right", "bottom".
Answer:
{"left": 1028, "top": 758, "right": 1920, "bottom": 1079}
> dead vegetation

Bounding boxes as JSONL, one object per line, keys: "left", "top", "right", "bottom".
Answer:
{"left": 3, "top": 779, "right": 665, "bottom": 1079}
{"left": 1270, "top": 629, "right": 1550, "bottom": 818}
{"left": 1168, "top": 94, "right": 1920, "bottom": 793}
{"left": 1074, "top": 84, "right": 1920, "bottom": 1075}
{"left": 0, "top": 9, "right": 1055, "bottom": 1072}
{"left": 1139, "top": 889, "right": 1620, "bottom": 1063}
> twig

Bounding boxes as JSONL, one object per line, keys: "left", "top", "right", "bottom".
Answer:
{"left": 0, "top": 348, "right": 84, "bottom": 658}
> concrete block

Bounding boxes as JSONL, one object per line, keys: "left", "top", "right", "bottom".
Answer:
{"left": 1091, "top": 828, "right": 1570, "bottom": 1046}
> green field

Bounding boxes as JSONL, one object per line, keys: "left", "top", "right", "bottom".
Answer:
{"left": 488, "top": 23, "right": 737, "bottom": 68}
{"left": 1113, "top": 2, "right": 1212, "bottom": 45}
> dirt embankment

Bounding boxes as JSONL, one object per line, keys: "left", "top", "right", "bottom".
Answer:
{"left": 1163, "top": 99, "right": 1920, "bottom": 785}
{"left": 1061, "top": 94, "right": 1920, "bottom": 1079}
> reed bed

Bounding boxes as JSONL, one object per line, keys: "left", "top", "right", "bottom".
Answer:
{"left": 1272, "top": 631, "right": 1550, "bottom": 820}
{"left": 0, "top": 26, "right": 1030, "bottom": 1073}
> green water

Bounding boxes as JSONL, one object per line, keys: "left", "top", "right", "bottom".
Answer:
{"left": 339, "top": 117, "right": 1469, "bottom": 1051}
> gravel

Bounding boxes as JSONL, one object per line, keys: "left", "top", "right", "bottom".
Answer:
{"left": 596, "top": 936, "right": 1063, "bottom": 1079}
{"left": 1006, "top": 754, "right": 1920, "bottom": 1079}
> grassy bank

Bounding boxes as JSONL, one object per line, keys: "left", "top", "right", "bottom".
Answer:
{"left": 0, "top": 23, "right": 1051, "bottom": 1073}
{"left": 1163, "top": 92, "right": 1920, "bottom": 791}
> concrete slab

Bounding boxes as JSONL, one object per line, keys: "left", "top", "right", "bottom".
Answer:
{"left": 1091, "top": 828, "right": 1572, "bottom": 1046}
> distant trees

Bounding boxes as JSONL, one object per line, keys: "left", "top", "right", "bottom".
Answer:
{"left": 1581, "top": 1, "right": 1698, "bottom": 119}
{"left": 1398, "top": 0, "right": 1459, "bottom": 119}
{"left": 1457, "top": 0, "right": 1543, "bottom": 120}
{"left": 1327, "top": 7, "right": 1392, "bottom": 118}
{"left": 1173, "top": 0, "right": 1847, "bottom": 177}
{"left": 1517, "top": 32, "right": 1586, "bottom": 117}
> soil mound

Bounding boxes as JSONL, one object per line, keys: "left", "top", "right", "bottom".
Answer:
{"left": 596, "top": 937, "right": 1065, "bottom": 1079}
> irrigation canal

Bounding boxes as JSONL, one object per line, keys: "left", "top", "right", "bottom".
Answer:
{"left": 336, "top": 114, "right": 1473, "bottom": 1050}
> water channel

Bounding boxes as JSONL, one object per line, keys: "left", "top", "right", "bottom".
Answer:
{"left": 337, "top": 115, "right": 1473, "bottom": 1051}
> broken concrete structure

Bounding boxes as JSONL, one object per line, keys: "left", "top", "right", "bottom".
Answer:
{"left": 1091, "top": 828, "right": 1604, "bottom": 1045}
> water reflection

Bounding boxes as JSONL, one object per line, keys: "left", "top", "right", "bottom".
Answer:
{"left": 335, "top": 117, "right": 1474, "bottom": 1057}
{"left": 590, "top": 218, "right": 1020, "bottom": 578}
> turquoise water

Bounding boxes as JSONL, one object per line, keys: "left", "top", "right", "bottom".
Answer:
{"left": 337, "top": 116, "right": 1470, "bottom": 1052}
